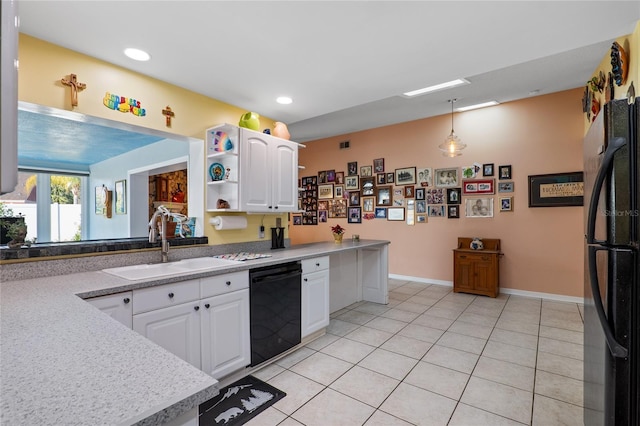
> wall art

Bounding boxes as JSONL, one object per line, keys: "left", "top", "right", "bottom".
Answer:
{"left": 434, "top": 168, "right": 459, "bottom": 187}
{"left": 318, "top": 184, "right": 334, "bottom": 199}
{"left": 361, "top": 177, "right": 375, "bottom": 196}
{"left": 348, "top": 207, "right": 362, "bottom": 223}
{"left": 114, "top": 179, "right": 126, "bottom": 215}
{"left": 498, "top": 182, "right": 514, "bottom": 193}
{"left": 500, "top": 196, "right": 513, "bottom": 212}
{"left": 347, "top": 161, "right": 358, "bottom": 176}
{"left": 376, "top": 186, "right": 392, "bottom": 206}
{"left": 387, "top": 207, "right": 405, "bottom": 221}
{"left": 395, "top": 167, "right": 417, "bottom": 185}
{"left": 462, "top": 179, "right": 494, "bottom": 195}
{"left": 465, "top": 197, "right": 494, "bottom": 218}
{"left": 447, "top": 188, "right": 461, "bottom": 204}
{"left": 428, "top": 205, "right": 445, "bottom": 217}
{"left": 374, "top": 207, "right": 387, "bottom": 219}
{"left": 499, "top": 165, "right": 512, "bottom": 180}
{"left": 483, "top": 163, "right": 494, "bottom": 176}
{"left": 360, "top": 165, "right": 373, "bottom": 177}
{"left": 528, "top": 172, "right": 583, "bottom": 207}
{"left": 373, "top": 158, "right": 385, "bottom": 173}
{"left": 417, "top": 167, "right": 433, "bottom": 187}
{"left": 448, "top": 205, "right": 460, "bottom": 219}
{"left": 345, "top": 175, "right": 359, "bottom": 190}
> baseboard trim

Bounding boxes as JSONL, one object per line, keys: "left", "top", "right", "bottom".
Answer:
{"left": 388, "top": 274, "right": 583, "bottom": 304}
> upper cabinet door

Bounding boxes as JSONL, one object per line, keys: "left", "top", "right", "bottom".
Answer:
{"left": 239, "top": 130, "right": 299, "bottom": 213}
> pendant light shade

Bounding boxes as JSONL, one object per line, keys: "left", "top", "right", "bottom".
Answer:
{"left": 439, "top": 99, "right": 466, "bottom": 157}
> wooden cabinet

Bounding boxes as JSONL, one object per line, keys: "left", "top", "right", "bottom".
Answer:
{"left": 301, "top": 256, "right": 330, "bottom": 338}
{"left": 453, "top": 237, "right": 501, "bottom": 298}
{"left": 205, "top": 124, "right": 299, "bottom": 213}
{"left": 86, "top": 291, "right": 133, "bottom": 328}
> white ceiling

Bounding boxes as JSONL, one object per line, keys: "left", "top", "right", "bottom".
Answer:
{"left": 17, "top": 1, "right": 640, "bottom": 142}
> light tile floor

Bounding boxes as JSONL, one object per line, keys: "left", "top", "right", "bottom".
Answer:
{"left": 248, "top": 279, "right": 585, "bottom": 426}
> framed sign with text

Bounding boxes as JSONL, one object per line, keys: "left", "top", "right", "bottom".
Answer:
{"left": 528, "top": 172, "right": 584, "bottom": 207}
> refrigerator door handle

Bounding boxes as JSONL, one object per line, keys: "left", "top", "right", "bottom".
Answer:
{"left": 587, "top": 245, "right": 629, "bottom": 358}
{"left": 586, "top": 137, "right": 627, "bottom": 245}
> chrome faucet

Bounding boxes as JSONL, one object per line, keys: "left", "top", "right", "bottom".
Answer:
{"left": 149, "top": 206, "right": 170, "bottom": 263}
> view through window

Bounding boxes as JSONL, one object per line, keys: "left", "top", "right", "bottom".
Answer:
{"left": 0, "top": 171, "right": 83, "bottom": 243}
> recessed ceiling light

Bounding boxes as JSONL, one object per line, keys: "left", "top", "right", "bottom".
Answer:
{"left": 402, "top": 79, "right": 470, "bottom": 97}
{"left": 276, "top": 96, "right": 293, "bottom": 105}
{"left": 124, "top": 48, "right": 151, "bottom": 61}
{"left": 456, "top": 101, "right": 499, "bottom": 112}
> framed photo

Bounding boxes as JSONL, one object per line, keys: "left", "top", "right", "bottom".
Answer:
{"left": 462, "top": 178, "right": 494, "bottom": 195}
{"left": 348, "top": 191, "right": 361, "bottom": 206}
{"left": 434, "top": 168, "right": 459, "bottom": 187}
{"left": 345, "top": 175, "right": 359, "bottom": 190}
{"left": 114, "top": 179, "right": 126, "bottom": 214}
{"left": 447, "top": 188, "right": 461, "bottom": 204}
{"left": 318, "top": 210, "right": 328, "bottom": 222}
{"left": 318, "top": 170, "right": 327, "bottom": 184}
{"left": 330, "top": 199, "right": 347, "bottom": 218}
{"left": 427, "top": 188, "right": 445, "bottom": 204}
{"left": 416, "top": 200, "right": 426, "bottom": 213}
{"left": 335, "top": 171, "right": 345, "bottom": 185}
{"left": 498, "top": 181, "right": 514, "bottom": 193}
{"left": 448, "top": 205, "right": 460, "bottom": 219}
{"left": 395, "top": 167, "right": 417, "bottom": 185}
{"left": 360, "top": 165, "right": 373, "bottom": 177}
{"left": 348, "top": 207, "right": 362, "bottom": 223}
{"left": 387, "top": 207, "right": 405, "bottom": 221}
{"left": 292, "top": 215, "right": 302, "bottom": 225}
{"left": 374, "top": 207, "right": 387, "bottom": 219}
{"left": 528, "top": 172, "right": 584, "bottom": 207}
{"left": 386, "top": 172, "right": 395, "bottom": 184}
{"left": 362, "top": 196, "right": 375, "bottom": 212}
{"left": 428, "top": 205, "right": 445, "bottom": 217}
{"left": 499, "top": 165, "right": 512, "bottom": 180}
{"left": 416, "top": 214, "right": 427, "bottom": 223}
{"left": 318, "top": 200, "right": 329, "bottom": 211}
{"left": 361, "top": 177, "right": 375, "bottom": 196}
{"left": 483, "top": 163, "right": 494, "bottom": 177}
{"left": 334, "top": 185, "right": 344, "bottom": 199}
{"left": 393, "top": 187, "right": 404, "bottom": 206}
{"left": 377, "top": 173, "right": 386, "bottom": 185}
{"left": 376, "top": 186, "right": 392, "bottom": 206}
{"left": 500, "top": 196, "right": 513, "bottom": 212}
{"left": 318, "top": 184, "right": 334, "bottom": 199}
{"left": 465, "top": 197, "right": 494, "bottom": 218}
{"left": 373, "top": 158, "right": 385, "bottom": 173}
{"left": 347, "top": 161, "right": 358, "bottom": 176}
{"left": 417, "top": 167, "right": 433, "bottom": 187}
{"left": 415, "top": 187, "right": 425, "bottom": 200}
{"left": 326, "top": 170, "right": 336, "bottom": 183}
{"left": 404, "top": 186, "right": 415, "bottom": 198}
{"left": 95, "top": 185, "right": 107, "bottom": 215}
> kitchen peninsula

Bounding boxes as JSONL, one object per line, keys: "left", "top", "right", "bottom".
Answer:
{"left": 0, "top": 239, "right": 389, "bottom": 425}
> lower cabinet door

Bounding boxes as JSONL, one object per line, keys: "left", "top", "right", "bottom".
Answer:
{"left": 86, "top": 292, "right": 132, "bottom": 328}
{"left": 201, "top": 289, "right": 250, "bottom": 379}
{"left": 301, "top": 270, "right": 330, "bottom": 338}
{"left": 133, "top": 302, "right": 201, "bottom": 369}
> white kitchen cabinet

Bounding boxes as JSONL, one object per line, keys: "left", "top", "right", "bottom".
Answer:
{"left": 201, "top": 289, "right": 250, "bottom": 379}
{"left": 86, "top": 291, "right": 133, "bottom": 329}
{"left": 133, "top": 302, "right": 202, "bottom": 369}
{"left": 301, "top": 256, "right": 330, "bottom": 338}
{"left": 239, "top": 130, "right": 298, "bottom": 212}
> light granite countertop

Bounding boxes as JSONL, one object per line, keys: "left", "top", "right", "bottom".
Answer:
{"left": 0, "top": 239, "right": 389, "bottom": 426}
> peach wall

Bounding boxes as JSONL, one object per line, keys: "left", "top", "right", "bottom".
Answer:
{"left": 291, "top": 89, "right": 585, "bottom": 297}
{"left": 17, "top": 34, "right": 287, "bottom": 244}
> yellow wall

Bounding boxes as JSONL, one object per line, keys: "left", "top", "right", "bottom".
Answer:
{"left": 17, "top": 34, "right": 287, "bottom": 244}
{"left": 584, "top": 21, "right": 639, "bottom": 133}
{"left": 292, "top": 89, "right": 585, "bottom": 298}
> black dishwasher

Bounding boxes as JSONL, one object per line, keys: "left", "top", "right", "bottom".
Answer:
{"left": 249, "top": 261, "right": 302, "bottom": 366}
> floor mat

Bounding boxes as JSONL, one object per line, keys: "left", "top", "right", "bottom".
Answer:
{"left": 199, "top": 375, "right": 286, "bottom": 425}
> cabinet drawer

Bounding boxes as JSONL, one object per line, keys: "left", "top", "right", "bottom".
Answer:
{"left": 200, "top": 271, "right": 249, "bottom": 298}
{"left": 302, "top": 256, "right": 330, "bottom": 274}
{"left": 133, "top": 279, "right": 200, "bottom": 314}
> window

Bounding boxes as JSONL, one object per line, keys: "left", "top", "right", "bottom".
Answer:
{"left": 0, "top": 171, "right": 85, "bottom": 242}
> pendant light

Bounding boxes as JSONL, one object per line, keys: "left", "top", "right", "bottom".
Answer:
{"left": 439, "top": 99, "right": 466, "bottom": 157}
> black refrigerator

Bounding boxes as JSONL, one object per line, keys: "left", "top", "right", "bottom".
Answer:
{"left": 584, "top": 98, "right": 639, "bottom": 426}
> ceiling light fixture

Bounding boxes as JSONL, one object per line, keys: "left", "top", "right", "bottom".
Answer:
{"left": 124, "top": 48, "right": 150, "bottom": 61}
{"left": 439, "top": 99, "right": 466, "bottom": 157}
{"left": 403, "top": 78, "right": 469, "bottom": 97}
{"left": 456, "top": 101, "right": 499, "bottom": 112}
{"left": 276, "top": 96, "right": 293, "bottom": 105}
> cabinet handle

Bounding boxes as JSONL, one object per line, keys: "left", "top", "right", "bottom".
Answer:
{"left": 168, "top": 292, "right": 174, "bottom": 299}
{"left": 268, "top": 206, "right": 273, "bottom": 209}
{"left": 123, "top": 298, "right": 130, "bottom": 304}
{"left": 459, "top": 255, "right": 467, "bottom": 259}
{"left": 205, "top": 303, "right": 210, "bottom": 309}
{"left": 481, "top": 256, "right": 490, "bottom": 261}
{"left": 194, "top": 306, "right": 200, "bottom": 311}
{"left": 304, "top": 278, "right": 308, "bottom": 282}
{"left": 274, "top": 206, "right": 278, "bottom": 209}
{"left": 316, "top": 262, "right": 320, "bottom": 266}
{"left": 226, "top": 281, "right": 231, "bottom": 286}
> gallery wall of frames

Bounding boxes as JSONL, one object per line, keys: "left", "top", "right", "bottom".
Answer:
{"left": 293, "top": 160, "right": 515, "bottom": 226}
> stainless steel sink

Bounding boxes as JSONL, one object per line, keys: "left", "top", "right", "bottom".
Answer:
{"left": 102, "top": 257, "right": 241, "bottom": 280}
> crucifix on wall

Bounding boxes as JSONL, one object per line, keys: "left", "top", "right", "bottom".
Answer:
{"left": 61, "top": 73, "right": 86, "bottom": 107}
{"left": 162, "top": 106, "right": 175, "bottom": 127}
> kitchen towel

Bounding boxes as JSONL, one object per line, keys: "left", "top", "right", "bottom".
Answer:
{"left": 209, "top": 216, "right": 247, "bottom": 230}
